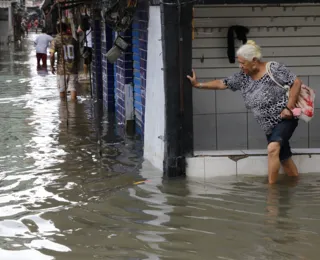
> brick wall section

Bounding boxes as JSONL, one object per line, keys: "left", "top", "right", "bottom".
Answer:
{"left": 92, "top": 19, "right": 103, "bottom": 99}
{"left": 91, "top": 21, "right": 96, "bottom": 96}
{"left": 102, "top": 23, "right": 115, "bottom": 111}
{"left": 114, "top": 30, "right": 133, "bottom": 126}
{"left": 132, "top": 2, "right": 149, "bottom": 136}
{"left": 101, "top": 22, "right": 107, "bottom": 102}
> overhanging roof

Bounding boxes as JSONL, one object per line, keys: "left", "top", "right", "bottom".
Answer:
{"left": 0, "top": 0, "right": 18, "bottom": 8}
{"left": 150, "top": 0, "right": 320, "bottom": 6}
{"left": 40, "top": 0, "right": 51, "bottom": 10}
{"left": 198, "top": 0, "right": 320, "bottom": 3}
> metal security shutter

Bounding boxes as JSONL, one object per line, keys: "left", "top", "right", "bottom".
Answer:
{"left": 193, "top": 4, "right": 320, "bottom": 79}
{"left": 0, "top": 1, "right": 14, "bottom": 8}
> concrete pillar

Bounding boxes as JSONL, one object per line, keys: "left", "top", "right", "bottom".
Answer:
{"left": 161, "top": 0, "right": 194, "bottom": 178}
{"left": 114, "top": 30, "right": 133, "bottom": 128}
{"left": 92, "top": 12, "right": 103, "bottom": 100}
{"left": 8, "top": 6, "right": 13, "bottom": 42}
{"left": 132, "top": 1, "right": 149, "bottom": 136}
{"left": 102, "top": 23, "right": 115, "bottom": 111}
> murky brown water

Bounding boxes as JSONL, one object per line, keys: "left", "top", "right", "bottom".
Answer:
{"left": 1, "top": 34, "right": 320, "bottom": 260}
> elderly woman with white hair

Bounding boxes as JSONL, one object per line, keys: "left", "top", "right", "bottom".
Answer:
{"left": 187, "top": 40, "right": 302, "bottom": 184}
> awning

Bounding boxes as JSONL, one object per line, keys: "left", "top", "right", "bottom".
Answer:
{"left": 40, "top": 0, "right": 52, "bottom": 10}
{"left": 198, "top": 0, "right": 320, "bottom": 4}
{"left": 0, "top": 0, "right": 18, "bottom": 8}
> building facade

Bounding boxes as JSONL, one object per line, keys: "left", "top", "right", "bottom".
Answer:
{"left": 91, "top": 0, "right": 320, "bottom": 179}
{"left": 0, "top": 0, "right": 22, "bottom": 44}
{"left": 192, "top": 4, "right": 320, "bottom": 151}
{"left": 92, "top": 0, "right": 149, "bottom": 136}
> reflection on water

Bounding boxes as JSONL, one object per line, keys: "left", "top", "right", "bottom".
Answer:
{"left": 1, "top": 34, "right": 320, "bottom": 260}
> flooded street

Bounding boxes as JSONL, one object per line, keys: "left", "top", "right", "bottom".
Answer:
{"left": 1, "top": 35, "right": 320, "bottom": 260}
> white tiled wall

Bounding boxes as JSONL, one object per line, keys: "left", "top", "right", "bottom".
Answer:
{"left": 216, "top": 113, "right": 247, "bottom": 150}
{"left": 193, "top": 82, "right": 320, "bottom": 151}
{"left": 309, "top": 109, "right": 320, "bottom": 148}
{"left": 192, "top": 5, "right": 320, "bottom": 152}
{"left": 193, "top": 114, "right": 217, "bottom": 150}
{"left": 187, "top": 154, "right": 320, "bottom": 179}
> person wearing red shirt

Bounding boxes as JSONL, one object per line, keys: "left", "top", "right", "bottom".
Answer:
{"left": 34, "top": 19, "right": 39, "bottom": 34}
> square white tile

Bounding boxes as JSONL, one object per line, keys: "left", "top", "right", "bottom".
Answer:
{"left": 194, "top": 150, "right": 244, "bottom": 156}
{"left": 298, "top": 154, "right": 320, "bottom": 173}
{"left": 216, "top": 90, "right": 247, "bottom": 113}
{"left": 248, "top": 113, "right": 266, "bottom": 149}
{"left": 292, "top": 148, "right": 320, "bottom": 154}
{"left": 290, "top": 122, "right": 308, "bottom": 148}
{"left": 217, "top": 113, "right": 248, "bottom": 149}
{"left": 193, "top": 114, "right": 217, "bottom": 150}
{"left": 237, "top": 156, "right": 269, "bottom": 176}
{"left": 192, "top": 88, "right": 216, "bottom": 114}
{"left": 204, "top": 157, "right": 237, "bottom": 179}
{"left": 186, "top": 157, "right": 205, "bottom": 179}
{"left": 309, "top": 109, "right": 320, "bottom": 148}
{"left": 241, "top": 149, "right": 268, "bottom": 155}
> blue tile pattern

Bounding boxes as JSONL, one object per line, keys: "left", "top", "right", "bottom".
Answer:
{"left": 131, "top": 2, "right": 148, "bottom": 136}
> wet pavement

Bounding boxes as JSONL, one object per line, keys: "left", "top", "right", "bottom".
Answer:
{"left": 1, "top": 34, "right": 320, "bottom": 260}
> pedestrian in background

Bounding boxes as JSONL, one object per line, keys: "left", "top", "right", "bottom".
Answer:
{"left": 34, "top": 18, "right": 39, "bottom": 34}
{"left": 77, "top": 25, "right": 92, "bottom": 79}
{"left": 34, "top": 28, "right": 53, "bottom": 70}
{"left": 50, "top": 22, "right": 79, "bottom": 101}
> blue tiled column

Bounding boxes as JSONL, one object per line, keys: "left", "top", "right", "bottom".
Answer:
{"left": 132, "top": 1, "right": 149, "bottom": 136}
{"left": 102, "top": 24, "right": 115, "bottom": 111}
{"left": 114, "top": 29, "right": 133, "bottom": 127}
{"left": 92, "top": 19, "right": 103, "bottom": 100}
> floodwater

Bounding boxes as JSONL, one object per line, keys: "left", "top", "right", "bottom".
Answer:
{"left": 1, "top": 34, "right": 320, "bottom": 260}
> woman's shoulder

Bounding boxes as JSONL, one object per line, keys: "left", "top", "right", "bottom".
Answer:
{"left": 234, "top": 70, "right": 248, "bottom": 79}
{"left": 267, "top": 60, "right": 296, "bottom": 84}
{"left": 268, "top": 60, "right": 294, "bottom": 74}
{"left": 269, "top": 60, "right": 293, "bottom": 70}
{"left": 268, "top": 61, "right": 282, "bottom": 70}
{"left": 228, "top": 70, "right": 249, "bottom": 85}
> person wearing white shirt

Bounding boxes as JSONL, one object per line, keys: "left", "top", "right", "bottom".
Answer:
{"left": 77, "top": 25, "right": 92, "bottom": 79}
{"left": 34, "top": 28, "right": 53, "bottom": 69}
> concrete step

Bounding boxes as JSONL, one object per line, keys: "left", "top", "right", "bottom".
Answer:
{"left": 187, "top": 149, "right": 320, "bottom": 179}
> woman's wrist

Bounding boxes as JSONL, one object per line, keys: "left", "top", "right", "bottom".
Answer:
{"left": 284, "top": 106, "right": 294, "bottom": 117}
{"left": 286, "top": 103, "right": 295, "bottom": 110}
{"left": 195, "top": 82, "right": 203, "bottom": 88}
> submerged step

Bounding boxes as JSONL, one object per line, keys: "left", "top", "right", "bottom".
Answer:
{"left": 187, "top": 151, "right": 320, "bottom": 179}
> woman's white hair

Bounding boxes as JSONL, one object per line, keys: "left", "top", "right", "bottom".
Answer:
{"left": 236, "top": 40, "right": 262, "bottom": 61}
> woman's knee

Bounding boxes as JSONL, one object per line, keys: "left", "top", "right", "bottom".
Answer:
{"left": 267, "top": 142, "right": 280, "bottom": 156}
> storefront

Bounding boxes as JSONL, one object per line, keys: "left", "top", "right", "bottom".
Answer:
{"left": 187, "top": 2, "right": 320, "bottom": 178}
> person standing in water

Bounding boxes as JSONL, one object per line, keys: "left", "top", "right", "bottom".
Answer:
{"left": 34, "top": 28, "right": 53, "bottom": 69}
{"left": 50, "top": 22, "right": 79, "bottom": 101}
{"left": 77, "top": 24, "right": 92, "bottom": 79}
{"left": 34, "top": 18, "right": 39, "bottom": 34}
{"left": 187, "top": 40, "right": 301, "bottom": 184}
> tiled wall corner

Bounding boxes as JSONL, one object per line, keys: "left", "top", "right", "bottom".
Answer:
{"left": 92, "top": 19, "right": 103, "bottom": 99}
{"left": 186, "top": 157, "right": 205, "bottom": 179}
{"left": 114, "top": 30, "right": 133, "bottom": 126}
{"left": 102, "top": 23, "right": 115, "bottom": 111}
{"left": 132, "top": 2, "right": 148, "bottom": 136}
{"left": 205, "top": 157, "right": 237, "bottom": 178}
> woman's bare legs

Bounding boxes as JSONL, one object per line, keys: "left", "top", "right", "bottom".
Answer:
{"left": 267, "top": 142, "right": 281, "bottom": 184}
{"left": 281, "top": 158, "right": 299, "bottom": 177}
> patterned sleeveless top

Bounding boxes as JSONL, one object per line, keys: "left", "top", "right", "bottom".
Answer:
{"left": 223, "top": 62, "right": 297, "bottom": 134}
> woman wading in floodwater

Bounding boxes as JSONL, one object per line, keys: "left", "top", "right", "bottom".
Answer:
{"left": 187, "top": 40, "right": 302, "bottom": 184}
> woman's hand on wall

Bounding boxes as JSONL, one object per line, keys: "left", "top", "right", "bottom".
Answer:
{"left": 187, "top": 69, "right": 198, "bottom": 87}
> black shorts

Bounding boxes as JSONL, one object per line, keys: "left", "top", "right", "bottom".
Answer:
{"left": 83, "top": 47, "right": 92, "bottom": 65}
{"left": 266, "top": 119, "right": 298, "bottom": 162}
